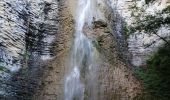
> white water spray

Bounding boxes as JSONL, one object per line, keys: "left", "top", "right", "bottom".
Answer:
{"left": 64, "top": 0, "right": 99, "bottom": 100}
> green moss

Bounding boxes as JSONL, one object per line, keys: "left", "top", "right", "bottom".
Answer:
{"left": 122, "top": 24, "right": 130, "bottom": 38}
{"left": 135, "top": 42, "right": 170, "bottom": 100}
{"left": 23, "top": 50, "right": 30, "bottom": 59}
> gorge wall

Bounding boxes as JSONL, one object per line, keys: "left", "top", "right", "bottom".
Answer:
{"left": 109, "top": 0, "right": 170, "bottom": 66}
{"left": 0, "top": 0, "right": 169, "bottom": 100}
{"left": 33, "top": 0, "right": 142, "bottom": 99}
{"left": 0, "top": 0, "right": 59, "bottom": 99}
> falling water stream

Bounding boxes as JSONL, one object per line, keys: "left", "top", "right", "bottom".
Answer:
{"left": 64, "top": 0, "right": 99, "bottom": 100}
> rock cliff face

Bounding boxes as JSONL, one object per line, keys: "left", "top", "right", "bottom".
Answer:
{"left": 0, "top": 0, "right": 28, "bottom": 98}
{"left": 0, "top": 0, "right": 27, "bottom": 73}
{"left": 109, "top": 0, "right": 170, "bottom": 66}
{"left": 32, "top": 0, "right": 74, "bottom": 99}
{"left": 32, "top": 0, "right": 142, "bottom": 99}
{"left": 0, "top": 0, "right": 168, "bottom": 100}
{"left": 88, "top": 1, "right": 141, "bottom": 99}
{"left": 0, "top": 0, "right": 58, "bottom": 99}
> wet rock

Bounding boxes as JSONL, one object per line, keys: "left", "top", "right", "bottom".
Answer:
{"left": 93, "top": 20, "right": 107, "bottom": 28}
{"left": 32, "top": 0, "right": 74, "bottom": 99}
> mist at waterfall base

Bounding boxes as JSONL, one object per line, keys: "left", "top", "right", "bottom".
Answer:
{"left": 64, "top": 0, "right": 100, "bottom": 100}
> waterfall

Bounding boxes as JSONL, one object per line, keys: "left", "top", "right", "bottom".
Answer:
{"left": 64, "top": 0, "right": 99, "bottom": 100}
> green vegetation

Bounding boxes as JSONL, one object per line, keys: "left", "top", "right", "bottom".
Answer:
{"left": 126, "top": 5, "right": 170, "bottom": 99}
{"left": 0, "top": 61, "right": 5, "bottom": 71}
{"left": 145, "top": 0, "right": 156, "bottom": 4}
{"left": 0, "top": 61, "right": 10, "bottom": 73}
{"left": 162, "top": 5, "right": 170, "bottom": 13}
{"left": 135, "top": 42, "right": 170, "bottom": 100}
{"left": 135, "top": 15, "right": 170, "bottom": 33}
{"left": 122, "top": 24, "right": 130, "bottom": 39}
{"left": 0, "top": 66, "right": 6, "bottom": 71}
{"left": 23, "top": 50, "right": 30, "bottom": 59}
{"left": 135, "top": 14, "right": 170, "bottom": 45}
{"left": 127, "top": 4, "right": 170, "bottom": 45}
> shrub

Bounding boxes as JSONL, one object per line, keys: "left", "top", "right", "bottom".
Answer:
{"left": 145, "top": 0, "right": 156, "bottom": 4}
{"left": 135, "top": 43, "right": 170, "bottom": 100}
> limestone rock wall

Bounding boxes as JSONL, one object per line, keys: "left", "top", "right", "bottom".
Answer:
{"left": 1, "top": 0, "right": 164, "bottom": 99}
{"left": 0, "top": 0, "right": 27, "bottom": 73}
{"left": 32, "top": 0, "right": 74, "bottom": 99}
{"left": 0, "top": 0, "right": 59, "bottom": 99}
{"left": 26, "top": 0, "right": 58, "bottom": 60}
{"left": 88, "top": 1, "right": 142, "bottom": 99}
{"left": 0, "top": 0, "right": 27, "bottom": 98}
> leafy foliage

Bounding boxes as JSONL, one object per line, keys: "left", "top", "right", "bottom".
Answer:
{"left": 0, "top": 66, "right": 6, "bottom": 71}
{"left": 145, "top": 0, "right": 156, "bottom": 4}
{"left": 0, "top": 63, "right": 10, "bottom": 73}
{"left": 127, "top": 4, "right": 170, "bottom": 45}
{"left": 162, "top": 5, "right": 170, "bottom": 13}
{"left": 135, "top": 43, "right": 170, "bottom": 100}
{"left": 145, "top": 0, "right": 155, "bottom": 4}
{"left": 135, "top": 15, "right": 170, "bottom": 33}
{"left": 122, "top": 24, "right": 130, "bottom": 39}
